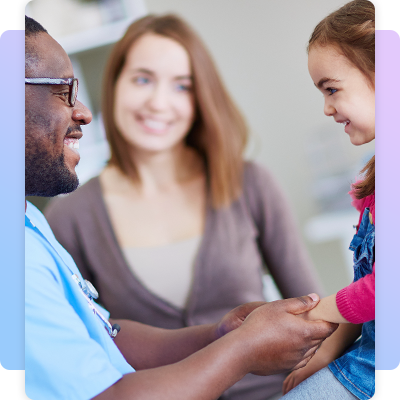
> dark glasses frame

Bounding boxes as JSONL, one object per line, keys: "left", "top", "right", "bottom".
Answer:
{"left": 25, "top": 77, "right": 79, "bottom": 107}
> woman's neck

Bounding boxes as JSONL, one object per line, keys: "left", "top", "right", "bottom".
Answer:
{"left": 104, "top": 145, "right": 204, "bottom": 195}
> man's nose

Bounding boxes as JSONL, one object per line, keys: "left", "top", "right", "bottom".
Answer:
{"left": 72, "top": 100, "right": 93, "bottom": 125}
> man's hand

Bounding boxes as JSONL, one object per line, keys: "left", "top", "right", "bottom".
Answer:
{"left": 232, "top": 294, "right": 338, "bottom": 376}
{"left": 214, "top": 301, "right": 266, "bottom": 339}
{"left": 95, "top": 295, "right": 337, "bottom": 400}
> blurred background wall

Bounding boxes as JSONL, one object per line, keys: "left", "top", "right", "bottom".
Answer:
{"left": 26, "top": 0, "right": 375, "bottom": 295}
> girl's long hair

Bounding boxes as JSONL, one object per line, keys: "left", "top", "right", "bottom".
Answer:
{"left": 308, "top": 0, "right": 375, "bottom": 199}
{"left": 102, "top": 14, "right": 248, "bottom": 208}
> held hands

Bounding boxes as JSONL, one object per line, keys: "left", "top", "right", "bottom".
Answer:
{"left": 228, "top": 294, "right": 338, "bottom": 377}
{"left": 214, "top": 301, "right": 267, "bottom": 339}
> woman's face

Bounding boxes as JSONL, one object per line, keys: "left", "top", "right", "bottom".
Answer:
{"left": 114, "top": 33, "right": 195, "bottom": 154}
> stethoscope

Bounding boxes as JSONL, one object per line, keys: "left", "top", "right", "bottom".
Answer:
{"left": 25, "top": 215, "right": 121, "bottom": 339}
{"left": 71, "top": 274, "right": 121, "bottom": 338}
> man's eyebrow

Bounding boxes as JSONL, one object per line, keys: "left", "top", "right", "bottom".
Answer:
{"left": 316, "top": 78, "right": 340, "bottom": 89}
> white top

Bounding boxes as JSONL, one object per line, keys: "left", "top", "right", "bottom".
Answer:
{"left": 123, "top": 236, "right": 202, "bottom": 309}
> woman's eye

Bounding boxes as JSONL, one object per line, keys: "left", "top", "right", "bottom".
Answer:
{"left": 133, "top": 76, "right": 150, "bottom": 85}
{"left": 327, "top": 88, "right": 338, "bottom": 95}
{"left": 175, "top": 83, "right": 192, "bottom": 92}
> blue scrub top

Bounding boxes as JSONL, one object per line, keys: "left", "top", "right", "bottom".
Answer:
{"left": 25, "top": 202, "right": 135, "bottom": 400}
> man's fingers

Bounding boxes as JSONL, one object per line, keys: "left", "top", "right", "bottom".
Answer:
{"left": 284, "top": 294, "right": 320, "bottom": 315}
{"left": 292, "top": 354, "right": 313, "bottom": 370}
{"left": 235, "top": 301, "right": 266, "bottom": 321}
{"left": 306, "top": 320, "right": 339, "bottom": 340}
{"left": 302, "top": 343, "right": 320, "bottom": 359}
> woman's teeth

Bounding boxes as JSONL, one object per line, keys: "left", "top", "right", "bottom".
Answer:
{"left": 64, "top": 138, "right": 79, "bottom": 149}
{"left": 342, "top": 121, "right": 350, "bottom": 126}
{"left": 143, "top": 119, "right": 168, "bottom": 130}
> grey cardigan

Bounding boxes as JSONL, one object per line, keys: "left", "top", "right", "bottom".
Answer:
{"left": 45, "top": 161, "right": 323, "bottom": 400}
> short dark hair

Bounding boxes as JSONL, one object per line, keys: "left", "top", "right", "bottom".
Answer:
{"left": 25, "top": 16, "right": 48, "bottom": 74}
{"left": 25, "top": 16, "right": 47, "bottom": 37}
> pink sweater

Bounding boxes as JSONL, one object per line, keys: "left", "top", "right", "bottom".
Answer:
{"left": 336, "top": 191, "right": 375, "bottom": 324}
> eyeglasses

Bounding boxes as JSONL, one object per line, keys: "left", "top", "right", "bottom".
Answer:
{"left": 25, "top": 77, "right": 79, "bottom": 107}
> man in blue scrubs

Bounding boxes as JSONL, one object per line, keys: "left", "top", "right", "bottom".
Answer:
{"left": 25, "top": 16, "right": 337, "bottom": 400}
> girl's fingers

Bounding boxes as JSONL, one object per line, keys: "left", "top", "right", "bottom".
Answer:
{"left": 282, "top": 372, "right": 294, "bottom": 395}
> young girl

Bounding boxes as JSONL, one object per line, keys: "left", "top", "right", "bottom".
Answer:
{"left": 281, "top": 1, "right": 375, "bottom": 399}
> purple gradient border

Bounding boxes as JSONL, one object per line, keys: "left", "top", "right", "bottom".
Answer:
{"left": 0, "top": 30, "right": 25, "bottom": 370}
{"left": 375, "top": 30, "right": 400, "bottom": 370}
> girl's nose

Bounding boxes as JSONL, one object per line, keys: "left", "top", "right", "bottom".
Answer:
{"left": 324, "top": 101, "right": 336, "bottom": 117}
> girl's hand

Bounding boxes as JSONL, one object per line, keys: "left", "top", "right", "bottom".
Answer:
{"left": 282, "top": 367, "right": 314, "bottom": 395}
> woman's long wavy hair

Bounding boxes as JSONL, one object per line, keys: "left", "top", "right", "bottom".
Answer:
{"left": 102, "top": 14, "right": 248, "bottom": 208}
{"left": 308, "top": 0, "right": 375, "bottom": 199}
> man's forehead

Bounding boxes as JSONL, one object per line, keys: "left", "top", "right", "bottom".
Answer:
{"left": 26, "top": 33, "right": 74, "bottom": 79}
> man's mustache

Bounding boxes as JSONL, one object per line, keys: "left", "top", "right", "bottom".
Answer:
{"left": 66, "top": 125, "right": 83, "bottom": 136}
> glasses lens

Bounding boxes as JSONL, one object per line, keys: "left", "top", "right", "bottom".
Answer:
{"left": 70, "top": 79, "right": 78, "bottom": 107}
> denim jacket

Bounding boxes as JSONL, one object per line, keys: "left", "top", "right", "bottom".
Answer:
{"left": 329, "top": 208, "right": 375, "bottom": 400}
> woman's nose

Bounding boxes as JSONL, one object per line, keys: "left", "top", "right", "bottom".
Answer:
{"left": 147, "top": 85, "right": 169, "bottom": 111}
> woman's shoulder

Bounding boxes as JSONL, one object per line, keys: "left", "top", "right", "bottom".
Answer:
{"left": 242, "top": 160, "right": 282, "bottom": 196}
{"left": 243, "top": 160, "right": 275, "bottom": 185}
{"left": 239, "top": 160, "right": 291, "bottom": 220}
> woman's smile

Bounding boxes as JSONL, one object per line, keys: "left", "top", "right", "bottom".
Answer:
{"left": 114, "top": 33, "right": 195, "bottom": 153}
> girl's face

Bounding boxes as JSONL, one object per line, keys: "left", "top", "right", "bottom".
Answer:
{"left": 308, "top": 45, "right": 375, "bottom": 146}
{"left": 114, "top": 33, "right": 195, "bottom": 154}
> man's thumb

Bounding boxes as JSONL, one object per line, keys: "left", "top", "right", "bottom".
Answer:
{"left": 288, "top": 293, "right": 320, "bottom": 315}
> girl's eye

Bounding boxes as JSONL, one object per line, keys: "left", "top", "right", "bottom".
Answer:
{"left": 327, "top": 88, "right": 338, "bottom": 95}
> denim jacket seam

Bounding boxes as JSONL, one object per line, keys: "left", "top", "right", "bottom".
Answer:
{"left": 332, "top": 360, "right": 372, "bottom": 397}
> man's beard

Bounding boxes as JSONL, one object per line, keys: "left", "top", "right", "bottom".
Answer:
{"left": 25, "top": 147, "right": 79, "bottom": 197}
